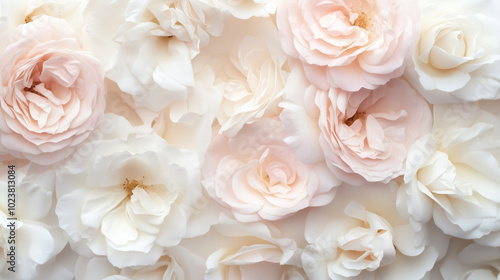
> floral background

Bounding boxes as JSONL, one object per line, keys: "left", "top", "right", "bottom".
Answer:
{"left": 0, "top": 0, "right": 500, "bottom": 279}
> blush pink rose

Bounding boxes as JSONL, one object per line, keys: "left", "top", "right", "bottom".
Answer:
{"left": 0, "top": 16, "right": 105, "bottom": 165}
{"left": 277, "top": 0, "right": 419, "bottom": 91}
{"left": 202, "top": 118, "right": 340, "bottom": 222}
{"left": 315, "top": 78, "right": 431, "bottom": 183}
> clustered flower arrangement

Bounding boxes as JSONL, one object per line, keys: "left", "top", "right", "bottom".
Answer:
{"left": 0, "top": 0, "right": 500, "bottom": 279}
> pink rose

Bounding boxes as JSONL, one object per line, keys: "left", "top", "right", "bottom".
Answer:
{"left": 280, "top": 67, "right": 431, "bottom": 184}
{"left": 316, "top": 78, "right": 431, "bottom": 183}
{"left": 202, "top": 118, "right": 340, "bottom": 222}
{"left": 0, "top": 16, "right": 105, "bottom": 165}
{"left": 277, "top": 0, "right": 419, "bottom": 91}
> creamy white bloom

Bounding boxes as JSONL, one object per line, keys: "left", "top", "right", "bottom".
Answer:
{"left": 302, "top": 182, "right": 448, "bottom": 280}
{"left": 197, "top": 16, "right": 289, "bottom": 137}
{"left": 400, "top": 101, "right": 500, "bottom": 242}
{"left": 84, "top": 0, "right": 225, "bottom": 111}
{"left": 0, "top": 163, "right": 67, "bottom": 280}
{"left": 204, "top": 218, "right": 298, "bottom": 280}
{"left": 55, "top": 114, "right": 204, "bottom": 268}
{"left": 152, "top": 62, "right": 221, "bottom": 163}
{"left": 214, "top": 0, "right": 277, "bottom": 19}
{"left": 405, "top": 0, "right": 500, "bottom": 103}
{"left": 0, "top": 0, "right": 87, "bottom": 31}
{"left": 75, "top": 246, "right": 206, "bottom": 280}
{"left": 440, "top": 239, "right": 500, "bottom": 280}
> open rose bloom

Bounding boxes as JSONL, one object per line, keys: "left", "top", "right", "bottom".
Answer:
{"left": 1, "top": 0, "right": 500, "bottom": 279}
{"left": 0, "top": 16, "right": 105, "bottom": 165}
{"left": 277, "top": 0, "right": 419, "bottom": 91}
{"left": 281, "top": 68, "right": 432, "bottom": 185}
{"left": 405, "top": 0, "right": 500, "bottom": 103}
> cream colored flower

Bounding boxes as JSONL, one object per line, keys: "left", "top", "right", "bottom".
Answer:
{"left": 405, "top": 0, "right": 500, "bottom": 103}
{"left": 84, "top": 0, "right": 225, "bottom": 111}
{"left": 303, "top": 183, "right": 448, "bottom": 280}
{"left": 56, "top": 114, "right": 204, "bottom": 268}
{"left": 400, "top": 101, "right": 500, "bottom": 242}
{"left": 197, "top": 16, "right": 289, "bottom": 137}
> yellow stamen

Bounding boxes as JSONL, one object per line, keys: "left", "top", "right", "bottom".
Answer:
{"left": 122, "top": 177, "right": 148, "bottom": 198}
{"left": 353, "top": 12, "right": 371, "bottom": 30}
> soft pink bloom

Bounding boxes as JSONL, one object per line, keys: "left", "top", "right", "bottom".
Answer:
{"left": 202, "top": 118, "right": 340, "bottom": 222}
{"left": 316, "top": 78, "right": 431, "bottom": 183}
{"left": 281, "top": 69, "right": 431, "bottom": 184}
{"left": 277, "top": 0, "right": 419, "bottom": 91}
{"left": 0, "top": 16, "right": 105, "bottom": 165}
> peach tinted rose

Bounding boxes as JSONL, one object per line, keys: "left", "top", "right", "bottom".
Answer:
{"left": 315, "top": 78, "right": 431, "bottom": 183}
{"left": 202, "top": 118, "right": 339, "bottom": 222}
{"left": 0, "top": 17, "right": 105, "bottom": 164}
{"left": 277, "top": 0, "right": 419, "bottom": 91}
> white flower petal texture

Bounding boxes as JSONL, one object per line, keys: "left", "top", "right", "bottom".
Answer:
{"left": 56, "top": 114, "right": 203, "bottom": 268}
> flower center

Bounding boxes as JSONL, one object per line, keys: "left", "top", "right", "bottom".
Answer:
{"left": 24, "top": 81, "right": 45, "bottom": 98}
{"left": 345, "top": 112, "right": 366, "bottom": 126}
{"left": 353, "top": 12, "right": 371, "bottom": 30}
{"left": 24, "top": 15, "right": 33, "bottom": 23}
{"left": 122, "top": 178, "right": 148, "bottom": 198}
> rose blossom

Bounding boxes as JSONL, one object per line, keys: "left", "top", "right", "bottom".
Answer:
{"left": 0, "top": 16, "right": 105, "bottom": 165}
{"left": 197, "top": 16, "right": 289, "bottom": 137}
{"left": 302, "top": 182, "right": 449, "bottom": 280}
{"left": 74, "top": 246, "right": 206, "bottom": 280}
{"left": 399, "top": 101, "right": 500, "bottom": 242}
{"left": 0, "top": 162, "right": 68, "bottom": 280}
{"left": 0, "top": 0, "right": 87, "bottom": 32}
{"left": 152, "top": 63, "right": 221, "bottom": 163}
{"left": 440, "top": 238, "right": 500, "bottom": 280}
{"left": 405, "top": 0, "right": 500, "bottom": 103}
{"left": 84, "top": 0, "right": 225, "bottom": 112}
{"left": 281, "top": 67, "right": 432, "bottom": 184}
{"left": 213, "top": 0, "right": 277, "bottom": 19}
{"left": 277, "top": 0, "right": 419, "bottom": 91}
{"left": 55, "top": 114, "right": 205, "bottom": 268}
{"left": 203, "top": 218, "right": 299, "bottom": 280}
{"left": 203, "top": 118, "right": 340, "bottom": 222}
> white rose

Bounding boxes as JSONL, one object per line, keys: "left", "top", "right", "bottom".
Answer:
{"left": 405, "top": 0, "right": 500, "bottom": 103}
{"left": 302, "top": 182, "right": 449, "bottom": 280}
{"left": 0, "top": 163, "right": 67, "bottom": 280}
{"left": 84, "top": 0, "right": 225, "bottom": 111}
{"left": 0, "top": 0, "right": 86, "bottom": 32}
{"left": 214, "top": 0, "right": 276, "bottom": 19}
{"left": 152, "top": 63, "right": 221, "bottom": 163}
{"left": 203, "top": 218, "right": 298, "bottom": 280}
{"left": 197, "top": 16, "right": 289, "bottom": 137}
{"left": 75, "top": 246, "right": 206, "bottom": 280}
{"left": 440, "top": 238, "right": 500, "bottom": 280}
{"left": 400, "top": 101, "right": 500, "bottom": 242}
{"left": 55, "top": 114, "right": 205, "bottom": 268}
